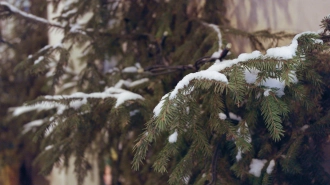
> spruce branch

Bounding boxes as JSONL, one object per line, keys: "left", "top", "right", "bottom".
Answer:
{"left": 261, "top": 95, "right": 285, "bottom": 141}
{"left": 207, "top": 139, "right": 222, "bottom": 185}
{"left": 0, "top": 1, "right": 93, "bottom": 37}
{"left": 207, "top": 92, "right": 230, "bottom": 185}
{"left": 0, "top": 1, "right": 64, "bottom": 29}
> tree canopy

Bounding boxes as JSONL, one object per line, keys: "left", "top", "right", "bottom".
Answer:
{"left": 1, "top": 1, "right": 330, "bottom": 185}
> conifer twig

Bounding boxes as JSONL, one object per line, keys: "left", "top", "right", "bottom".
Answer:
{"left": 0, "top": 1, "right": 64, "bottom": 29}
{"left": 207, "top": 141, "right": 221, "bottom": 185}
{"left": 194, "top": 43, "right": 231, "bottom": 71}
{"left": 139, "top": 43, "right": 231, "bottom": 76}
{"left": 207, "top": 87, "right": 233, "bottom": 185}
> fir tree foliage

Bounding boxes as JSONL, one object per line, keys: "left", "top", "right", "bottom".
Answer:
{"left": 0, "top": 0, "right": 49, "bottom": 184}
{"left": 3, "top": 0, "right": 330, "bottom": 185}
{"left": 133, "top": 19, "right": 330, "bottom": 185}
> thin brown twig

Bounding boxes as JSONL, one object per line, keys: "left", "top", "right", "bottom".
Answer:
{"left": 0, "top": 37, "right": 14, "bottom": 48}
{"left": 141, "top": 44, "right": 231, "bottom": 76}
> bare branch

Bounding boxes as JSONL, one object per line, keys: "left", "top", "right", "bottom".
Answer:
{"left": 0, "top": 36, "right": 14, "bottom": 48}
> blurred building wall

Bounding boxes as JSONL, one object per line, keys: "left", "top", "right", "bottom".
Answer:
{"left": 226, "top": 0, "right": 330, "bottom": 53}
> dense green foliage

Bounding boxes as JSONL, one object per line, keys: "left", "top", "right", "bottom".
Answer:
{"left": 2, "top": 1, "right": 330, "bottom": 185}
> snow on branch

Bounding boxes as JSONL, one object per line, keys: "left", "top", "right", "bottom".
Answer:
{"left": 205, "top": 23, "right": 222, "bottom": 51}
{"left": 207, "top": 32, "right": 318, "bottom": 97}
{"left": 0, "top": 1, "right": 64, "bottom": 28}
{"left": 11, "top": 101, "right": 66, "bottom": 116}
{"left": 29, "top": 42, "right": 63, "bottom": 58}
{"left": 153, "top": 93, "right": 169, "bottom": 117}
{"left": 153, "top": 31, "right": 319, "bottom": 117}
{"left": 249, "top": 159, "right": 267, "bottom": 177}
{"left": 11, "top": 87, "right": 144, "bottom": 118}
{"left": 169, "top": 71, "right": 228, "bottom": 100}
{"left": 208, "top": 31, "right": 318, "bottom": 72}
{"left": 153, "top": 71, "right": 228, "bottom": 117}
{"left": 43, "top": 87, "right": 144, "bottom": 108}
{"left": 168, "top": 130, "right": 178, "bottom": 143}
{"left": 114, "top": 78, "right": 149, "bottom": 88}
{"left": 22, "top": 119, "right": 44, "bottom": 134}
{"left": 0, "top": 2, "right": 94, "bottom": 37}
{"left": 202, "top": 22, "right": 224, "bottom": 59}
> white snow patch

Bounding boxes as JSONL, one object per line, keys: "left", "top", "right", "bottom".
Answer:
{"left": 244, "top": 69, "right": 297, "bottom": 97}
{"left": 208, "top": 51, "right": 262, "bottom": 72}
{"left": 266, "top": 31, "right": 317, "bottom": 59}
{"left": 61, "top": 82, "right": 77, "bottom": 90}
{"left": 122, "top": 66, "right": 138, "bottom": 73}
{"left": 211, "top": 51, "right": 221, "bottom": 58}
{"left": 53, "top": 43, "right": 63, "bottom": 48}
{"left": 110, "top": 88, "right": 143, "bottom": 108}
{"left": 129, "top": 109, "right": 139, "bottom": 116}
{"left": 207, "top": 24, "right": 222, "bottom": 51}
{"left": 300, "top": 125, "right": 309, "bottom": 131}
{"left": 249, "top": 159, "right": 267, "bottom": 177}
{"left": 0, "top": 2, "right": 62, "bottom": 27}
{"left": 11, "top": 102, "right": 65, "bottom": 116}
{"left": 262, "top": 78, "right": 286, "bottom": 97}
{"left": 45, "top": 120, "right": 60, "bottom": 137}
{"left": 115, "top": 78, "right": 149, "bottom": 88}
{"left": 219, "top": 112, "right": 227, "bottom": 120}
{"left": 244, "top": 68, "right": 259, "bottom": 84}
{"left": 183, "top": 176, "right": 190, "bottom": 184}
{"left": 289, "top": 71, "right": 299, "bottom": 84}
{"left": 13, "top": 87, "right": 144, "bottom": 116}
{"left": 70, "top": 23, "right": 86, "bottom": 35}
{"left": 45, "top": 145, "right": 53, "bottom": 151}
{"left": 236, "top": 122, "right": 251, "bottom": 161}
{"left": 236, "top": 150, "right": 242, "bottom": 161}
{"left": 266, "top": 159, "right": 275, "bottom": 174}
{"left": 114, "top": 80, "right": 126, "bottom": 88}
{"left": 38, "top": 45, "right": 52, "bottom": 53}
{"left": 69, "top": 98, "right": 87, "bottom": 109}
{"left": 229, "top": 112, "right": 242, "bottom": 121}
{"left": 34, "top": 56, "right": 44, "bottom": 65}
{"left": 129, "top": 78, "right": 149, "bottom": 87}
{"left": 264, "top": 89, "right": 271, "bottom": 97}
{"left": 23, "top": 119, "right": 44, "bottom": 133}
{"left": 44, "top": 87, "right": 144, "bottom": 108}
{"left": 62, "top": 8, "right": 77, "bottom": 17}
{"left": 168, "top": 130, "right": 178, "bottom": 143}
{"left": 169, "top": 70, "right": 228, "bottom": 99}
{"left": 312, "top": 38, "right": 323, "bottom": 44}
{"left": 12, "top": 106, "right": 41, "bottom": 116}
{"left": 153, "top": 93, "right": 170, "bottom": 117}
{"left": 49, "top": 117, "right": 55, "bottom": 122}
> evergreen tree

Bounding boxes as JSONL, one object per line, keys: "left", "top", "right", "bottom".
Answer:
{"left": 2, "top": 0, "right": 330, "bottom": 185}
{"left": 0, "top": 0, "right": 49, "bottom": 184}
